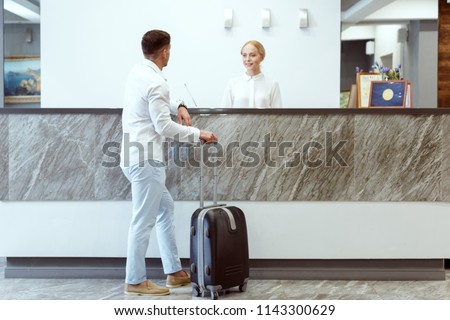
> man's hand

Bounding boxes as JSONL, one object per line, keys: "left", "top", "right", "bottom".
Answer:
{"left": 177, "top": 106, "right": 192, "bottom": 126}
{"left": 200, "top": 130, "right": 218, "bottom": 144}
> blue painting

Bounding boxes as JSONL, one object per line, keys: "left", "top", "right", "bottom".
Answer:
{"left": 369, "top": 81, "right": 407, "bottom": 108}
{"left": 4, "top": 56, "right": 40, "bottom": 103}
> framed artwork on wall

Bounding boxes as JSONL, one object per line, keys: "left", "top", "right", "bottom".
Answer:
{"left": 4, "top": 56, "right": 41, "bottom": 104}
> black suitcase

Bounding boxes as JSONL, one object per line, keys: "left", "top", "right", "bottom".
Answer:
{"left": 189, "top": 144, "right": 249, "bottom": 300}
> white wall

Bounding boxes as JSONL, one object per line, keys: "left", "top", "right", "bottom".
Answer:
{"left": 341, "top": 25, "right": 376, "bottom": 41}
{"left": 374, "top": 24, "right": 404, "bottom": 69}
{"left": 40, "top": 0, "right": 341, "bottom": 109}
{"left": 365, "top": 0, "right": 438, "bottom": 21}
{"left": 343, "top": 24, "right": 408, "bottom": 74}
{"left": 2, "top": 201, "right": 450, "bottom": 259}
{"left": 404, "top": 20, "right": 438, "bottom": 108}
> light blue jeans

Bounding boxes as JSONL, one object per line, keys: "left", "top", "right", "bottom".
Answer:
{"left": 122, "top": 160, "right": 182, "bottom": 284}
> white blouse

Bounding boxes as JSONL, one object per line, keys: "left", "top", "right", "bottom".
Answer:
{"left": 220, "top": 73, "right": 282, "bottom": 108}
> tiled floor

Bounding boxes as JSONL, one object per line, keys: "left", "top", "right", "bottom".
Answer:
{"left": 1, "top": 257, "right": 450, "bottom": 300}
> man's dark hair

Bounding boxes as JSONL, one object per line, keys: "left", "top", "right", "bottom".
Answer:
{"left": 141, "top": 30, "right": 170, "bottom": 56}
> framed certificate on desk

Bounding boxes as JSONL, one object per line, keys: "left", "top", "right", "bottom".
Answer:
{"left": 356, "top": 72, "right": 383, "bottom": 108}
{"left": 369, "top": 80, "right": 408, "bottom": 108}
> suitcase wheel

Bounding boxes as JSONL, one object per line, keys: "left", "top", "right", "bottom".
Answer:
{"left": 239, "top": 283, "right": 248, "bottom": 292}
{"left": 211, "top": 291, "right": 219, "bottom": 300}
{"left": 192, "top": 286, "right": 201, "bottom": 297}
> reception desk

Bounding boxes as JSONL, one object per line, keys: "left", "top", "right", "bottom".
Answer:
{"left": 1, "top": 107, "right": 449, "bottom": 202}
{"left": 1, "top": 108, "right": 450, "bottom": 280}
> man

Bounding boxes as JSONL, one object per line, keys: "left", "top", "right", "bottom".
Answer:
{"left": 120, "top": 29, "right": 217, "bottom": 296}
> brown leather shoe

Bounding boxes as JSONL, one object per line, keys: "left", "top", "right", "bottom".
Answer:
{"left": 166, "top": 270, "right": 191, "bottom": 288}
{"left": 125, "top": 280, "right": 170, "bottom": 296}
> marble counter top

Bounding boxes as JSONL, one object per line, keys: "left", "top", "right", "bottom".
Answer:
{"left": 1, "top": 107, "right": 450, "bottom": 115}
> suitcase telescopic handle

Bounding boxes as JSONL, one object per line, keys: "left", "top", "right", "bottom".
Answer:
{"left": 200, "top": 141, "right": 218, "bottom": 208}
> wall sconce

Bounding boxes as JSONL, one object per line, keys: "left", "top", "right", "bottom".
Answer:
{"left": 261, "top": 9, "right": 271, "bottom": 28}
{"left": 365, "top": 41, "right": 375, "bottom": 55}
{"left": 224, "top": 9, "right": 233, "bottom": 28}
{"left": 25, "top": 28, "right": 32, "bottom": 43}
{"left": 299, "top": 9, "right": 308, "bottom": 28}
{"left": 397, "top": 28, "right": 408, "bottom": 43}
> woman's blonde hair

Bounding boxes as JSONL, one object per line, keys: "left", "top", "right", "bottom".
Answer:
{"left": 241, "top": 40, "right": 266, "bottom": 60}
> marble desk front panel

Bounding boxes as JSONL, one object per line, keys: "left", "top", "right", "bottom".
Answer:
{"left": 0, "top": 111, "right": 448, "bottom": 201}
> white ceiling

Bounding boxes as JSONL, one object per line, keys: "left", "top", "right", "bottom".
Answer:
{"left": 2, "top": 0, "right": 438, "bottom": 25}
{"left": 342, "top": 0, "right": 363, "bottom": 12}
{"left": 3, "top": 0, "right": 40, "bottom": 23}
{"left": 342, "top": 0, "right": 438, "bottom": 23}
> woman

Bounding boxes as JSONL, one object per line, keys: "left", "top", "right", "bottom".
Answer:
{"left": 221, "top": 40, "right": 282, "bottom": 108}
